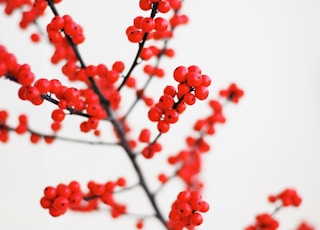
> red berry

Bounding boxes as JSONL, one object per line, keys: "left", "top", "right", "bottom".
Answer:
{"left": 40, "top": 197, "right": 52, "bottom": 209}
{"left": 30, "top": 33, "right": 40, "bottom": 42}
{"left": 140, "top": 17, "right": 155, "bottom": 33}
{"left": 57, "top": 183, "right": 72, "bottom": 198}
{"left": 157, "top": 120, "right": 170, "bottom": 133}
{"left": 158, "top": 1, "right": 170, "bottom": 13}
{"left": 44, "top": 186, "right": 57, "bottom": 200}
{"left": 51, "top": 109, "right": 65, "bottom": 122}
{"left": 148, "top": 106, "right": 162, "bottom": 121}
{"left": 176, "top": 202, "right": 192, "bottom": 216}
{"left": 139, "top": 128, "right": 151, "bottom": 143}
{"left": 53, "top": 196, "right": 69, "bottom": 210}
{"left": 155, "top": 17, "right": 168, "bottom": 32}
{"left": 127, "top": 29, "right": 143, "bottom": 43}
{"left": 195, "top": 86, "right": 209, "bottom": 100}
{"left": 173, "top": 66, "right": 188, "bottom": 82}
{"left": 186, "top": 72, "right": 202, "bottom": 87}
{"left": 139, "top": 0, "right": 152, "bottom": 10}
{"left": 190, "top": 212, "right": 203, "bottom": 226}
{"left": 164, "top": 109, "right": 179, "bottom": 123}
{"left": 69, "top": 192, "right": 83, "bottom": 206}
{"left": 177, "top": 191, "right": 191, "bottom": 202}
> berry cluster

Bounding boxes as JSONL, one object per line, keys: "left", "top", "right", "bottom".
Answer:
{"left": 148, "top": 65, "right": 211, "bottom": 133}
{"left": 40, "top": 181, "right": 83, "bottom": 217}
{"left": 268, "top": 188, "right": 302, "bottom": 207}
{"left": 167, "top": 190, "right": 209, "bottom": 230}
{"left": 40, "top": 178, "right": 127, "bottom": 218}
{"left": 245, "top": 188, "right": 304, "bottom": 230}
{"left": 219, "top": 82, "right": 244, "bottom": 103}
{"left": 0, "top": 109, "right": 55, "bottom": 143}
{"left": 245, "top": 213, "right": 279, "bottom": 230}
{"left": 297, "top": 222, "right": 315, "bottom": 230}
{"left": 167, "top": 94, "right": 233, "bottom": 189}
{"left": 126, "top": 0, "right": 189, "bottom": 43}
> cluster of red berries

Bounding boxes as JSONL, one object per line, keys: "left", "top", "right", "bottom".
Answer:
{"left": 167, "top": 190, "right": 209, "bottom": 230}
{"left": 83, "top": 178, "right": 127, "bottom": 218}
{"left": 297, "top": 222, "right": 315, "bottom": 230}
{"left": 245, "top": 188, "right": 304, "bottom": 230}
{"left": 40, "top": 178, "right": 127, "bottom": 218}
{"left": 127, "top": 0, "right": 188, "bottom": 43}
{"left": 47, "top": 14, "right": 84, "bottom": 64}
{"left": 139, "top": 0, "right": 189, "bottom": 29}
{"left": 126, "top": 15, "right": 169, "bottom": 43}
{"left": 40, "top": 181, "right": 83, "bottom": 217}
{"left": 245, "top": 213, "right": 279, "bottom": 230}
{"left": 268, "top": 188, "right": 302, "bottom": 207}
{"left": 219, "top": 82, "right": 244, "bottom": 103}
{"left": 47, "top": 15, "right": 85, "bottom": 45}
{"left": 140, "top": 45, "right": 174, "bottom": 61}
{"left": 192, "top": 99, "right": 226, "bottom": 136}
{"left": 148, "top": 65, "right": 211, "bottom": 133}
{"left": 0, "top": 109, "right": 55, "bottom": 143}
{"left": 166, "top": 86, "right": 240, "bottom": 189}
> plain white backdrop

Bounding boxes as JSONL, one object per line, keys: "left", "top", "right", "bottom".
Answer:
{"left": 0, "top": 0, "right": 320, "bottom": 229}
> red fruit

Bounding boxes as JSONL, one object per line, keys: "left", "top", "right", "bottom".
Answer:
{"left": 190, "top": 212, "right": 203, "bottom": 226}
{"left": 140, "top": 17, "right": 155, "bottom": 33}
{"left": 139, "top": 128, "right": 151, "bottom": 143}
{"left": 44, "top": 186, "right": 57, "bottom": 200}
{"left": 53, "top": 196, "right": 69, "bottom": 210}
{"left": 51, "top": 109, "right": 65, "bottom": 122}
{"left": 173, "top": 66, "right": 188, "bottom": 82}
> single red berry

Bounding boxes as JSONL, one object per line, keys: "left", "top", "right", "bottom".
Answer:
{"left": 173, "top": 66, "right": 188, "bottom": 82}
{"left": 148, "top": 106, "right": 162, "bottom": 121}
{"left": 158, "top": 173, "right": 168, "bottom": 183}
{"left": 50, "top": 16, "right": 65, "bottom": 30}
{"left": 183, "top": 93, "right": 196, "bottom": 105}
{"left": 190, "top": 212, "right": 203, "bottom": 226}
{"left": 176, "top": 202, "right": 192, "bottom": 217}
{"left": 195, "top": 86, "right": 209, "bottom": 100}
{"left": 51, "top": 109, "right": 65, "bottom": 122}
{"left": 157, "top": 120, "right": 170, "bottom": 133}
{"left": 177, "top": 191, "right": 191, "bottom": 202}
{"left": 40, "top": 197, "right": 52, "bottom": 209}
{"left": 44, "top": 186, "right": 57, "bottom": 200}
{"left": 139, "top": 0, "right": 152, "bottom": 10}
{"left": 163, "top": 85, "right": 176, "bottom": 97}
{"left": 164, "top": 109, "right": 179, "bottom": 123}
{"left": 116, "top": 177, "right": 126, "bottom": 187}
{"left": 57, "top": 183, "right": 72, "bottom": 198}
{"left": 127, "top": 29, "right": 143, "bottom": 43}
{"left": 34, "top": 78, "right": 51, "bottom": 93}
{"left": 155, "top": 17, "right": 168, "bottom": 32}
{"left": 112, "top": 61, "right": 125, "bottom": 73}
{"left": 140, "top": 17, "right": 155, "bottom": 33}
{"left": 69, "top": 192, "right": 82, "bottom": 206}
{"left": 139, "top": 128, "right": 151, "bottom": 143}
{"left": 53, "top": 196, "right": 69, "bottom": 210}
{"left": 158, "top": 1, "right": 170, "bottom": 13}
{"left": 30, "top": 33, "right": 41, "bottom": 42}
{"left": 159, "top": 94, "right": 174, "bottom": 109}
{"left": 136, "top": 219, "right": 144, "bottom": 229}
{"left": 186, "top": 72, "right": 202, "bottom": 87}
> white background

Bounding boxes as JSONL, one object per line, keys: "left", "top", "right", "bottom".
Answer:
{"left": 0, "top": 0, "right": 320, "bottom": 229}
